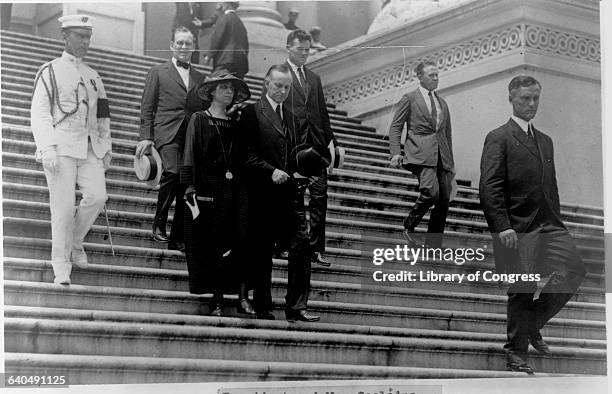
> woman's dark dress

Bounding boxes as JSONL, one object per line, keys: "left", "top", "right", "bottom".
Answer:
{"left": 181, "top": 111, "right": 249, "bottom": 295}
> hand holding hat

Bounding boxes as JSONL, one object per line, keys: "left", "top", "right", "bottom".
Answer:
{"left": 135, "top": 140, "right": 154, "bottom": 159}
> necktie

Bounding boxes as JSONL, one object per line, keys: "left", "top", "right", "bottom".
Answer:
{"left": 527, "top": 124, "right": 534, "bottom": 139}
{"left": 176, "top": 59, "right": 190, "bottom": 69}
{"left": 298, "top": 67, "right": 308, "bottom": 95}
{"left": 428, "top": 91, "right": 437, "bottom": 128}
{"left": 275, "top": 104, "right": 282, "bottom": 121}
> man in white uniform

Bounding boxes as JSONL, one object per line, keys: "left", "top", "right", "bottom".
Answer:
{"left": 30, "top": 14, "right": 112, "bottom": 285}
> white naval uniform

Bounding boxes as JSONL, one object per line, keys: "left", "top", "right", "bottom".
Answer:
{"left": 30, "top": 51, "right": 112, "bottom": 283}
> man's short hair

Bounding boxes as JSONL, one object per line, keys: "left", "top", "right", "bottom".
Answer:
{"left": 265, "top": 64, "right": 291, "bottom": 79}
{"left": 224, "top": 2, "right": 240, "bottom": 10}
{"left": 171, "top": 26, "right": 194, "bottom": 41}
{"left": 415, "top": 60, "right": 437, "bottom": 77}
{"left": 508, "top": 75, "right": 541, "bottom": 93}
{"left": 286, "top": 29, "right": 311, "bottom": 46}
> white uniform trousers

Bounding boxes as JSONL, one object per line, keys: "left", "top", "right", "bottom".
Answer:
{"left": 43, "top": 144, "right": 108, "bottom": 282}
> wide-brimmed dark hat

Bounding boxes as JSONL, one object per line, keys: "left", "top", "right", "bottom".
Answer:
{"left": 197, "top": 69, "right": 251, "bottom": 105}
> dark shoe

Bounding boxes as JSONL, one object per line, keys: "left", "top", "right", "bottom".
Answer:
{"left": 152, "top": 226, "right": 169, "bottom": 243}
{"left": 505, "top": 352, "right": 534, "bottom": 375}
{"left": 256, "top": 311, "right": 276, "bottom": 320}
{"left": 209, "top": 305, "right": 223, "bottom": 317}
{"left": 312, "top": 252, "right": 331, "bottom": 267}
{"left": 529, "top": 331, "right": 552, "bottom": 355}
{"left": 402, "top": 228, "right": 418, "bottom": 246}
{"left": 168, "top": 241, "right": 185, "bottom": 252}
{"left": 286, "top": 310, "right": 320, "bottom": 322}
{"left": 237, "top": 298, "right": 256, "bottom": 316}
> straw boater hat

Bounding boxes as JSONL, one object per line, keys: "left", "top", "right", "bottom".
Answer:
{"left": 327, "top": 143, "right": 345, "bottom": 175}
{"left": 134, "top": 146, "right": 163, "bottom": 188}
{"left": 196, "top": 69, "right": 251, "bottom": 106}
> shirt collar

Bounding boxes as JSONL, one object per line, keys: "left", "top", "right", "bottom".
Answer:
{"left": 171, "top": 57, "right": 189, "bottom": 70}
{"left": 287, "top": 58, "right": 304, "bottom": 73}
{"left": 418, "top": 84, "right": 435, "bottom": 99}
{"left": 62, "top": 51, "right": 82, "bottom": 64}
{"left": 511, "top": 115, "right": 532, "bottom": 134}
{"left": 265, "top": 94, "right": 281, "bottom": 113}
{"left": 225, "top": 9, "right": 235, "bottom": 14}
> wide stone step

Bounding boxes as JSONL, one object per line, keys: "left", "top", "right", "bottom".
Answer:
{"left": 2, "top": 150, "right": 600, "bottom": 229}
{"left": 3, "top": 179, "right": 605, "bottom": 269}
{"left": 3, "top": 352, "right": 526, "bottom": 383}
{"left": 5, "top": 316, "right": 605, "bottom": 375}
{"left": 0, "top": 65, "right": 345, "bottom": 115}
{"left": 5, "top": 318, "right": 605, "bottom": 374}
{"left": 0, "top": 82, "right": 358, "bottom": 127}
{"left": 3, "top": 235, "right": 605, "bottom": 304}
{"left": 3, "top": 181, "right": 604, "bottom": 268}
{"left": 5, "top": 280, "right": 604, "bottom": 340}
{"left": 2, "top": 124, "right": 386, "bottom": 168}
{"left": 5, "top": 306, "right": 607, "bottom": 371}
{"left": 3, "top": 189, "right": 604, "bottom": 262}
{"left": 0, "top": 94, "right": 376, "bottom": 134}
{"left": 4, "top": 258, "right": 604, "bottom": 322}
{"left": 1, "top": 30, "right": 187, "bottom": 68}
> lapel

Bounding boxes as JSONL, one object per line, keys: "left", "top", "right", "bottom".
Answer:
{"left": 286, "top": 61, "right": 306, "bottom": 101}
{"left": 509, "top": 119, "right": 540, "bottom": 161}
{"left": 165, "top": 61, "right": 187, "bottom": 91}
{"left": 436, "top": 94, "right": 446, "bottom": 131}
{"left": 187, "top": 67, "right": 200, "bottom": 92}
{"left": 259, "top": 97, "right": 286, "bottom": 138}
{"left": 415, "top": 88, "right": 435, "bottom": 129}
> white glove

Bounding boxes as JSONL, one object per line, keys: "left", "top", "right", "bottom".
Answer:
{"left": 103, "top": 152, "right": 112, "bottom": 170}
{"left": 135, "top": 140, "right": 154, "bottom": 158}
{"left": 41, "top": 148, "right": 58, "bottom": 173}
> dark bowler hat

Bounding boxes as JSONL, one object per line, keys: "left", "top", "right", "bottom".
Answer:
{"left": 134, "top": 146, "right": 163, "bottom": 187}
{"left": 295, "top": 145, "right": 330, "bottom": 177}
{"left": 196, "top": 69, "right": 251, "bottom": 105}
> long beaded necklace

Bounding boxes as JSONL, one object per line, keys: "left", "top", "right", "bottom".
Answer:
{"left": 205, "top": 110, "right": 234, "bottom": 181}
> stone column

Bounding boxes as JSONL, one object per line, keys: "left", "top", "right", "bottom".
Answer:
{"left": 238, "top": 1, "right": 288, "bottom": 75}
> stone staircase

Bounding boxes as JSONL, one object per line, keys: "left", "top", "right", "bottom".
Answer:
{"left": 1, "top": 29, "right": 606, "bottom": 384}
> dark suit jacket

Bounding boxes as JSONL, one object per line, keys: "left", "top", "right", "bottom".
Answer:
{"left": 479, "top": 119, "right": 564, "bottom": 272}
{"left": 283, "top": 61, "right": 336, "bottom": 159}
{"left": 139, "top": 61, "right": 204, "bottom": 149}
{"left": 174, "top": 2, "right": 204, "bottom": 36}
{"left": 388, "top": 88, "right": 454, "bottom": 171}
{"left": 209, "top": 10, "right": 248, "bottom": 74}
{"left": 241, "top": 97, "right": 305, "bottom": 185}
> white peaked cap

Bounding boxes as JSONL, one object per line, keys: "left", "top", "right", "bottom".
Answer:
{"left": 58, "top": 14, "right": 95, "bottom": 30}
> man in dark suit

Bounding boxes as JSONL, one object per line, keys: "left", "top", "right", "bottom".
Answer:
{"left": 242, "top": 64, "right": 320, "bottom": 323}
{"left": 136, "top": 27, "right": 204, "bottom": 251}
{"left": 283, "top": 29, "right": 337, "bottom": 267}
{"left": 479, "top": 75, "right": 585, "bottom": 374}
{"left": 204, "top": 2, "right": 249, "bottom": 79}
{"left": 173, "top": 2, "right": 204, "bottom": 64}
{"left": 388, "top": 60, "right": 454, "bottom": 248}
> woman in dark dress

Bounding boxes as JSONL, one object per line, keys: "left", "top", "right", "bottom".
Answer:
{"left": 181, "top": 70, "right": 254, "bottom": 317}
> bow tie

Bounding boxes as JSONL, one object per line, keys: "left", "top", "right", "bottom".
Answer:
{"left": 176, "top": 60, "right": 190, "bottom": 69}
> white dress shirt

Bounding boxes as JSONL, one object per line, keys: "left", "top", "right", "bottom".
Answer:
{"left": 171, "top": 57, "right": 190, "bottom": 88}
{"left": 287, "top": 59, "right": 306, "bottom": 88}
{"left": 511, "top": 115, "right": 533, "bottom": 136}
{"left": 266, "top": 94, "right": 283, "bottom": 120}
{"left": 418, "top": 84, "right": 441, "bottom": 128}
